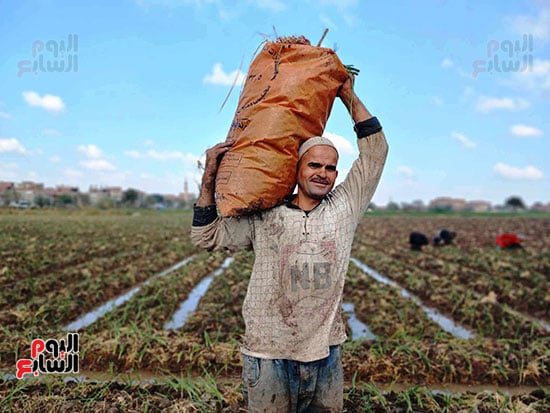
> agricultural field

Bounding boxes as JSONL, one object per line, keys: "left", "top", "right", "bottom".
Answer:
{"left": 0, "top": 209, "right": 548, "bottom": 412}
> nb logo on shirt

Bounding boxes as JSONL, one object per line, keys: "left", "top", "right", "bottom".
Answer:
{"left": 290, "top": 262, "right": 331, "bottom": 291}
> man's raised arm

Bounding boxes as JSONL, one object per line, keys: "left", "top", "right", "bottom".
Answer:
{"left": 336, "top": 75, "right": 388, "bottom": 218}
{"left": 338, "top": 75, "right": 383, "bottom": 139}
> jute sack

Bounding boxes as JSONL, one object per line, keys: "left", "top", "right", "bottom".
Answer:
{"left": 215, "top": 37, "right": 349, "bottom": 216}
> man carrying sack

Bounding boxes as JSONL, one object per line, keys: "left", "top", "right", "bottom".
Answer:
{"left": 191, "top": 66, "right": 388, "bottom": 411}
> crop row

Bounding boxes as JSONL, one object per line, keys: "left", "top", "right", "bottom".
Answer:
{"left": 6, "top": 245, "right": 546, "bottom": 386}
{"left": 344, "top": 261, "right": 548, "bottom": 385}
{"left": 0, "top": 211, "right": 196, "bottom": 283}
{"left": 354, "top": 216, "right": 549, "bottom": 325}
{"left": 0, "top": 374, "right": 548, "bottom": 412}
{"left": 1, "top": 212, "right": 548, "bottom": 391}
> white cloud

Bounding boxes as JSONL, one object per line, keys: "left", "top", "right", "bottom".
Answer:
{"left": 22, "top": 91, "right": 65, "bottom": 113}
{"left": 78, "top": 144, "right": 103, "bottom": 159}
{"left": 0, "top": 138, "right": 27, "bottom": 154}
{"left": 463, "top": 86, "right": 476, "bottom": 98}
{"left": 397, "top": 166, "right": 415, "bottom": 178}
{"left": 0, "top": 162, "right": 18, "bottom": 180}
{"left": 475, "top": 96, "right": 530, "bottom": 112}
{"left": 49, "top": 156, "right": 61, "bottom": 163}
{"left": 203, "top": 63, "right": 246, "bottom": 87}
{"left": 510, "top": 59, "right": 550, "bottom": 91}
{"left": 510, "top": 124, "right": 543, "bottom": 137}
{"left": 322, "top": 132, "right": 356, "bottom": 155}
{"left": 26, "top": 171, "right": 39, "bottom": 180}
{"left": 136, "top": 0, "right": 216, "bottom": 9}
{"left": 441, "top": 58, "right": 454, "bottom": 68}
{"left": 432, "top": 97, "right": 443, "bottom": 106}
{"left": 0, "top": 111, "right": 11, "bottom": 119}
{"left": 135, "top": 0, "right": 245, "bottom": 21}
{"left": 63, "top": 167, "right": 84, "bottom": 180}
{"left": 494, "top": 162, "right": 544, "bottom": 180}
{"left": 319, "top": 0, "right": 358, "bottom": 10}
{"left": 125, "top": 150, "right": 141, "bottom": 158}
{"left": 340, "top": 13, "right": 357, "bottom": 28}
{"left": 42, "top": 128, "right": 61, "bottom": 136}
{"left": 80, "top": 159, "right": 116, "bottom": 171}
{"left": 77, "top": 144, "right": 115, "bottom": 171}
{"left": 451, "top": 131, "right": 476, "bottom": 148}
{"left": 125, "top": 149, "right": 200, "bottom": 168}
{"left": 319, "top": 14, "right": 337, "bottom": 32}
{"left": 147, "top": 149, "right": 191, "bottom": 161}
{"left": 251, "top": 0, "right": 286, "bottom": 12}
{"left": 510, "top": 7, "right": 550, "bottom": 42}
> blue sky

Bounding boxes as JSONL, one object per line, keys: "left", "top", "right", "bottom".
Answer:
{"left": 1, "top": 0, "right": 548, "bottom": 206}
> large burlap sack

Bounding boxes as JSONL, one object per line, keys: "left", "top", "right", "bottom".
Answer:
{"left": 215, "top": 37, "right": 349, "bottom": 216}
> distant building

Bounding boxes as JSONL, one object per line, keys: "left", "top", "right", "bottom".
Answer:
{"left": 401, "top": 199, "right": 426, "bottom": 211}
{"left": 16, "top": 181, "right": 45, "bottom": 204}
{"left": 89, "top": 186, "right": 122, "bottom": 206}
{"left": 466, "top": 200, "right": 492, "bottom": 212}
{"left": 0, "top": 181, "right": 16, "bottom": 206}
{"left": 109, "top": 187, "right": 123, "bottom": 203}
{"left": 178, "top": 179, "right": 196, "bottom": 208}
{"left": 53, "top": 185, "right": 79, "bottom": 194}
{"left": 0, "top": 181, "right": 81, "bottom": 207}
{"left": 429, "top": 197, "right": 467, "bottom": 211}
{"left": 179, "top": 179, "right": 195, "bottom": 202}
{"left": 0, "top": 181, "right": 14, "bottom": 192}
{"left": 531, "top": 202, "right": 550, "bottom": 213}
{"left": 51, "top": 185, "right": 80, "bottom": 206}
{"left": 0, "top": 179, "right": 191, "bottom": 210}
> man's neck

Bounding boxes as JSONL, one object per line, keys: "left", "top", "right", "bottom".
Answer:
{"left": 292, "top": 194, "right": 321, "bottom": 212}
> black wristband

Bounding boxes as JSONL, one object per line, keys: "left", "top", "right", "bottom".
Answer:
{"left": 192, "top": 204, "right": 218, "bottom": 226}
{"left": 354, "top": 116, "right": 382, "bottom": 139}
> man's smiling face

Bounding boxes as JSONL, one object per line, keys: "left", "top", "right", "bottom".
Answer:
{"left": 296, "top": 145, "right": 339, "bottom": 203}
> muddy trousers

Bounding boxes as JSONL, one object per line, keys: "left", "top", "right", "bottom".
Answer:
{"left": 241, "top": 345, "right": 343, "bottom": 413}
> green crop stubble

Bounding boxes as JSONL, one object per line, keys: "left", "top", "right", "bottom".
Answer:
{"left": 2, "top": 212, "right": 549, "bottom": 411}
{"left": 345, "top": 262, "right": 446, "bottom": 340}
{"left": 78, "top": 251, "right": 244, "bottom": 374}
{"left": 182, "top": 250, "right": 251, "bottom": 341}
{"left": 354, "top": 216, "right": 549, "bottom": 315}
{"left": 162, "top": 371, "right": 227, "bottom": 411}
{"left": 354, "top": 246, "right": 546, "bottom": 341}
{"left": 0, "top": 211, "right": 206, "bottom": 370}
{"left": 344, "top": 376, "right": 389, "bottom": 412}
{"left": 344, "top": 251, "right": 545, "bottom": 384}
{"left": 3, "top": 250, "right": 199, "bottom": 338}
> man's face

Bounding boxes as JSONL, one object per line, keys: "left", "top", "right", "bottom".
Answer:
{"left": 296, "top": 145, "right": 339, "bottom": 201}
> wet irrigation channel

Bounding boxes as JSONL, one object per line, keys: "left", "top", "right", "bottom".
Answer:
{"left": 163, "top": 256, "right": 234, "bottom": 330}
{"left": 63, "top": 253, "right": 479, "bottom": 340}
{"left": 4, "top": 255, "right": 549, "bottom": 398}
{"left": 64, "top": 255, "right": 199, "bottom": 331}
{"left": 1, "top": 369, "right": 547, "bottom": 398}
{"left": 349, "top": 257, "right": 475, "bottom": 339}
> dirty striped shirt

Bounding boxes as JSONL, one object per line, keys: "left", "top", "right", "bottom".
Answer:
{"left": 190, "top": 131, "right": 388, "bottom": 362}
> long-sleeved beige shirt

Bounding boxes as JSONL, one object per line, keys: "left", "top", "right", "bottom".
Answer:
{"left": 191, "top": 131, "right": 388, "bottom": 362}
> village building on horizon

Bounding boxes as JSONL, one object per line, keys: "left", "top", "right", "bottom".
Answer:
{"left": 1, "top": 180, "right": 549, "bottom": 212}
{"left": 0, "top": 179, "right": 197, "bottom": 210}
